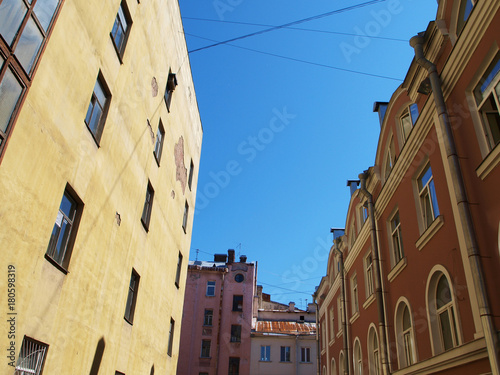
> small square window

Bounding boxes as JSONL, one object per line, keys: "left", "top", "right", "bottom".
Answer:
{"left": 85, "top": 73, "right": 111, "bottom": 144}
{"left": 231, "top": 325, "right": 241, "bottom": 342}
{"left": 206, "top": 280, "right": 216, "bottom": 296}
{"left": 110, "top": 1, "right": 132, "bottom": 60}
{"left": 124, "top": 269, "right": 140, "bottom": 323}
{"left": 232, "top": 295, "right": 243, "bottom": 311}
{"left": 182, "top": 201, "right": 189, "bottom": 233}
{"left": 164, "top": 71, "right": 177, "bottom": 112}
{"left": 154, "top": 120, "right": 165, "bottom": 165}
{"left": 15, "top": 336, "right": 48, "bottom": 375}
{"left": 141, "top": 181, "right": 154, "bottom": 231}
{"left": 167, "top": 318, "right": 175, "bottom": 356}
{"left": 175, "top": 252, "right": 183, "bottom": 288}
{"left": 46, "top": 186, "right": 83, "bottom": 271}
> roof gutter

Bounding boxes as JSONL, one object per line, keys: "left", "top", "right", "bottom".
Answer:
{"left": 358, "top": 172, "right": 391, "bottom": 375}
{"left": 410, "top": 34, "right": 500, "bottom": 375}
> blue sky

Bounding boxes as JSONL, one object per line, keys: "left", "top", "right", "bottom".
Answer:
{"left": 178, "top": 0, "right": 438, "bottom": 309}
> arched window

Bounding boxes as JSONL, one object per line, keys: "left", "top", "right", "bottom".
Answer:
{"left": 331, "top": 358, "right": 337, "bottom": 375}
{"left": 323, "top": 365, "right": 327, "bottom": 375}
{"left": 395, "top": 301, "right": 416, "bottom": 368}
{"left": 339, "top": 352, "right": 345, "bottom": 375}
{"left": 367, "top": 326, "right": 380, "bottom": 375}
{"left": 427, "top": 270, "right": 460, "bottom": 354}
{"left": 353, "top": 339, "right": 363, "bottom": 375}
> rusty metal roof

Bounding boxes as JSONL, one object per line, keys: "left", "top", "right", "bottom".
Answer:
{"left": 254, "top": 321, "right": 316, "bottom": 336}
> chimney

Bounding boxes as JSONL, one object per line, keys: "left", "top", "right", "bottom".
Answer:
{"left": 347, "top": 180, "right": 360, "bottom": 196}
{"left": 239, "top": 255, "right": 247, "bottom": 263}
{"left": 214, "top": 254, "right": 227, "bottom": 263}
{"left": 288, "top": 302, "right": 295, "bottom": 312}
{"left": 227, "top": 249, "right": 235, "bottom": 264}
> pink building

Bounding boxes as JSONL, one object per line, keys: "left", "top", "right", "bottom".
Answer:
{"left": 177, "top": 250, "right": 257, "bottom": 375}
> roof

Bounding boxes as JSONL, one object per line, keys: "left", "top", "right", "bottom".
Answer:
{"left": 254, "top": 321, "right": 316, "bottom": 336}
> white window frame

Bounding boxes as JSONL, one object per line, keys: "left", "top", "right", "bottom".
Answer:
{"left": 351, "top": 273, "right": 359, "bottom": 314}
{"left": 364, "top": 251, "right": 374, "bottom": 298}
{"left": 398, "top": 103, "right": 419, "bottom": 144}
{"left": 389, "top": 210, "right": 404, "bottom": 267}
{"left": 353, "top": 339, "right": 363, "bottom": 375}
{"left": 329, "top": 307, "right": 335, "bottom": 343}
{"left": 368, "top": 326, "right": 380, "bottom": 375}
{"left": 417, "top": 164, "right": 440, "bottom": 230}
{"left": 395, "top": 300, "right": 416, "bottom": 368}
{"left": 15, "top": 337, "right": 48, "bottom": 375}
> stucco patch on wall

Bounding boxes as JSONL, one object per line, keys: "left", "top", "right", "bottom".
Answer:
{"left": 175, "top": 136, "right": 187, "bottom": 194}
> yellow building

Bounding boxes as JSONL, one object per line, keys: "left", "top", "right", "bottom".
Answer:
{"left": 0, "top": 0, "right": 202, "bottom": 374}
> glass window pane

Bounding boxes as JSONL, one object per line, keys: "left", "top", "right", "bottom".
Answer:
{"left": 402, "top": 306, "right": 411, "bottom": 330}
{"left": 33, "top": 0, "right": 59, "bottom": 32}
{"left": 410, "top": 103, "right": 419, "bottom": 125}
{"left": 16, "top": 16, "right": 44, "bottom": 74}
{"left": 118, "top": 5, "right": 128, "bottom": 30}
{"left": 94, "top": 79, "right": 107, "bottom": 105}
{"left": 89, "top": 104, "right": 102, "bottom": 134}
{"left": 401, "top": 112, "right": 412, "bottom": 139}
{"left": 436, "top": 276, "right": 451, "bottom": 308}
{"left": 439, "top": 310, "right": 454, "bottom": 350}
{"left": 60, "top": 193, "right": 76, "bottom": 220}
{"left": 0, "top": 0, "right": 27, "bottom": 46}
{"left": 54, "top": 219, "right": 70, "bottom": 263}
{"left": 0, "top": 67, "right": 24, "bottom": 133}
{"left": 429, "top": 179, "right": 440, "bottom": 217}
{"left": 420, "top": 166, "right": 432, "bottom": 188}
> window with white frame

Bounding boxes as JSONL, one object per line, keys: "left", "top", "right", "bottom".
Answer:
{"left": 301, "top": 347, "right": 311, "bottom": 363}
{"left": 359, "top": 204, "right": 368, "bottom": 229}
{"left": 384, "top": 136, "right": 396, "bottom": 181}
{"left": 427, "top": 271, "right": 460, "bottom": 354}
{"left": 153, "top": 120, "right": 165, "bottom": 165}
{"left": 365, "top": 252, "right": 374, "bottom": 298}
{"left": 15, "top": 336, "right": 48, "bottom": 375}
{"left": 390, "top": 210, "right": 404, "bottom": 266}
{"left": 473, "top": 52, "right": 500, "bottom": 151}
{"left": 396, "top": 302, "right": 415, "bottom": 368}
{"left": 206, "top": 280, "right": 216, "bottom": 296}
{"left": 353, "top": 340, "right": 363, "bottom": 375}
{"left": 321, "top": 320, "right": 326, "bottom": 349}
{"left": 204, "top": 309, "right": 213, "bottom": 326}
{"left": 337, "top": 296, "right": 343, "bottom": 332}
{"left": 399, "top": 103, "right": 419, "bottom": 142}
{"left": 339, "top": 352, "right": 345, "bottom": 375}
{"left": 330, "top": 307, "right": 335, "bottom": 342}
{"left": 261, "top": 345, "right": 270, "bottom": 361}
{"left": 351, "top": 273, "right": 359, "bottom": 314}
{"left": 417, "top": 164, "right": 440, "bottom": 229}
{"left": 349, "top": 225, "right": 356, "bottom": 249}
{"left": 330, "top": 358, "right": 336, "bottom": 375}
{"left": 368, "top": 327, "right": 381, "bottom": 375}
{"left": 457, "top": 0, "right": 475, "bottom": 34}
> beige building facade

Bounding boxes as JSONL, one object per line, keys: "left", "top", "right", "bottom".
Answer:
{"left": 0, "top": 0, "right": 202, "bottom": 374}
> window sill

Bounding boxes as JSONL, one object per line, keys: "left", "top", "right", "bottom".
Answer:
{"left": 329, "top": 339, "right": 335, "bottom": 346}
{"left": 336, "top": 330, "right": 343, "bottom": 339}
{"left": 300, "top": 362, "right": 313, "bottom": 364}
{"left": 349, "top": 311, "right": 360, "bottom": 324}
{"left": 476, "top": 143, "right": 500, "bottom": 180}
{"left": 279, "top": 361, "right": 292, "bottom": 364}
{"left": 44, "top": 254, "right": 69, "bottom": 275}
{"left": 416, "top": 215, "right": 444, "bottom": 251}
{"left": 387, "top": 257, "right": 407, "bottom": 283}
{"left": 259, "top": 360, "right": 272, "bottom": 363}
{"left": 363, "top": 293, "right": 375, "bottom": 310}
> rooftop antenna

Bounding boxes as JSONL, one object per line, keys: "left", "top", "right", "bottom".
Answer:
{"left": 195, "top": 249, "right": 199, "bottom": 261}
{"left": 236, "top": 243, "right": 242, "bottom": 258}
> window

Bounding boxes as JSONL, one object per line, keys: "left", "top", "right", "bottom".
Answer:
{"left": 349, "top": 225, "right": 356, "bottom": 249}
{"left": 206, "top": 281, "right": 216, "bottom": 296}
{"left": 15, "top": 336, "right": 48, "bottom": 375}
{"left": 188, "top": 159, "right": 194, "bottom": 190}
{"left": 46, "top": 187, "right": 82, "bottom": 271}
{"left": 167, "top": 318, "right": 175, "bottom": 356}
{"left": 182, "top": 201, "right": 189, "bottom": 233}
{"left": 0, "top": 0, "right": 62, "bottom": 158}
{"left": 390, "top": 211, "right": 404, "bottom": 265}
{"left": 384, "top": 136, "right": 396, "bottom": 181}
{"left": 175, "top": 252, "right": 182, "bottom": 288}
{"left": 280, "top": 346, "right": 291, "bottom": 362}
{"left": 228, "top": 357, "right": 240, "bottom": 375}
{"left": 200, "top": 340, "right": 211, "bottom": 358}
{"left": 329, "top": 308, "right": 335, "bottom": 341}
{"left": 368, "top": 327, "right": 380, "bottom": 375}
{"left": 339, "top": 352, "right": 345, "bottom": 375}
{"left": 365, "top": 253, "right": 374, "bottom": 297}
{"left": 399, "top": 103, "right": 419, "bottom": 142}
{"left": 124, "top": 269, "right": 140, "bottom": 323}
{"left": 321, "top": 319, "right": 326, "bottom": 349}
{"left": 337, "top": 296, "right": 343, "bottom": 332}
{"left": 260, "top": 345, "right": 271, "bottom": 361}
{"left": 457, "top": 0, "right": 475, "bottom": 34}
{"left": 417, "top": 164, "right": 440, "bottom": 229}
{"left": 331, "top": 358, "right": 336, "bottom": 375}
{"left": 396, "top": 302, "right": 415, "bottom": 368}
{"left": 110, "top": 1, "right": 132, "bottom": 60}
{"left": 473, "top": 52, "right": 500, "bottom": 151}
{"left": 164, "top": 71, "right": 177, "bottom": 112}
{"left": 351, "top": 273, "right": 359, "bottom": 314}
{"left": 427, "top": 271, "right": 460, "bottom": 354}
{"left": 234, "top": 274, "right": 244, "bottom": 283}
{"left": 353, "top": 340, "right": 362, "bottom": 375}
{"left": 301, "top": 347, "right": 311, "bottom": 363}
{"left": 232, "top": 295, "right": 243, "bottom": 311}
{"left": 141, "top": 181, "right": 154, "bottom": 231}
{"left": 204, "top": 309, "right": 213, "bottom": 326}
{"left": 230, "top": 325, "right": 241, "bottom": 342}
{"left": 359, "top": 204, "right": 368, "bottom": 228}
{"left": 85, "top": 73, "right": 111, "bottom": 144}
{"left": 153, "top": 120, "right": 165, "bottom": 165}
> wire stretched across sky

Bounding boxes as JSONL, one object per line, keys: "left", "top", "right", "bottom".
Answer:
{"left": 187, "top": 0, "right": 387, "bottom": 53}
{"left": 185, "top": 32, "right": 402, "bottom": 82}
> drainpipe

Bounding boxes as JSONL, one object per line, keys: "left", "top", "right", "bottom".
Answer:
{"left": 410, "top": 35, "right": 500, "bottom": 375}
{"left": 337, "top": 243, "right": 350, "bottom": 375}
{"left": 358, "top": 173, "right": 391, "bottom": 375}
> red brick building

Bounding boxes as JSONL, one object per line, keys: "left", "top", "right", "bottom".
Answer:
{"left": 315, "top": 1, "right": 500, "bottom": 374}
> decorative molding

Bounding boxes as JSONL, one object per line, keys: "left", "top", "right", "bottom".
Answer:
{"left": 387, "top": 257, "right": 407, "bottom": 283}
{"left": 415, "top": 215, "right": 445, "bottom": 251}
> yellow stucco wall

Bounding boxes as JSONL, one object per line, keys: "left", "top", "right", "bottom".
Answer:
{"left": 0, "top": 0, "right": 202, "bottom": 373}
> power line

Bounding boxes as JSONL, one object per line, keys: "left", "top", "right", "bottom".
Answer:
{"left": 259, "top": 281, "right": 314, "bottom": 295}
{"left": 183, "top": 17, "right": 407, "bottom": 43}
{"left": 188, "top": 0, "right": 387, "bottom": 53}
{"left": 185, "top": 32, "right": 402, "bottom": 82}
